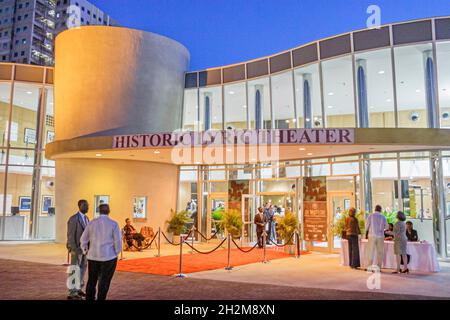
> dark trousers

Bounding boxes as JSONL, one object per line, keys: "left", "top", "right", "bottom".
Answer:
{"left": 256, "top": 230, "right": 264, "bottom": 248}
{"left": 86, "top": 258, "right": 117, "bottom": 300}
{"left": 128, "top": 233, "right": 145, "bottom": 247}
{"left": 348, "top": 235, "right": 360, "bottom": 268}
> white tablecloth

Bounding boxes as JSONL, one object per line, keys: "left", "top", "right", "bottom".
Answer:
{"left": 340, "top": 239, "right": 440, "bottom": 273}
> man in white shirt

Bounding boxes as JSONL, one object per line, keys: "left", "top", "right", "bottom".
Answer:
{"left": 365, "top": 205, "right": 387, "bottom": 271}
{"left": 80, "top": 204, "right": 122, "bottom": 300}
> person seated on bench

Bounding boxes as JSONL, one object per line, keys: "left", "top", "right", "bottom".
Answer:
{"left": 123, "top": 218, "right": 145, "bottom": 251}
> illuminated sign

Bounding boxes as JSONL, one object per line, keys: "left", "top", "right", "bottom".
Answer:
{"left": 112, "top": 129, "right": 355, "bottom": 149}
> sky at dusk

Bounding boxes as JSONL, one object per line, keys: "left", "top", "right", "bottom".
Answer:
{"left": 89, "top": 0, "right": 450, "bottom": 70}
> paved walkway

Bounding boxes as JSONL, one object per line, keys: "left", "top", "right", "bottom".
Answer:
{"left": 0, "top": 259, "right": 443, "bottom": 300}
{"left": 0, "top": 242, "right": 449, "bottom": 299}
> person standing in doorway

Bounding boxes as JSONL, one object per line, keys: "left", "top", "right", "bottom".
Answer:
{"left": 345, "top": 207, "right": 361, "bottom": 269}
{"left": 365, "top": 205, "right": 387, "bottom": 272}
{"left": 66, "top": 199, "right": 90, "bottom": 300}
{"left": 80, "top": 204, "right": 122, "bottom": 300}
{"left": 254, "top": 207, "right": 265, "bottom": 248}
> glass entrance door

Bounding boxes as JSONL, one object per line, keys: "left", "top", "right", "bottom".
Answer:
{"left": 328, "top": 191, "right": 355, "bottom": 250}
{"left": 206, "top": 193, "right": 227, "bottom": 241}
{"left": 242, "top": 195, "right": 258, "bottom": 244}
{"left": 308, "top": 191, "right": 355, "bottom": 252}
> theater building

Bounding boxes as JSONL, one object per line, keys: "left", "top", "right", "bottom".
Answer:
{"left": 3, "top": 16, "right": 450, "bottom": 258}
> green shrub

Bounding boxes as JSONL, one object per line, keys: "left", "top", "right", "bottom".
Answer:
{"left": 278, "top": 211, "right": 298, "bottom": 245}
{"left": 334, "top": 210, "right": 366, "bottom": 237}
{"left": 219, "top": 209, "right": 243, "bottom": 238}
{"left": 166, "top": 209, "right": 191, "bottom": 235}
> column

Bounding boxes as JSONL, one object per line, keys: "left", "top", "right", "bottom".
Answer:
{"left": 203, "top": 93, "right": 212, "bottom": 131}
{"left": 361, "top": 154, "right": 373, "bottom": 214}
{"left": 430, "top": 151, "right": 447, "bottom": 257}
{"left": 302, "top": 74, "right": 312, "bottom": 129}
{"left": 424, "top": 50, "right": 438, "bottom": 128}
{"left": 255, "top": 85, "right": 263, "bottom": 130}
{"left": 356, "top": 59, "right": 369, "bottom": 128}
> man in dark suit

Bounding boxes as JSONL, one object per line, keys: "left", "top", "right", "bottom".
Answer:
{"left": 66, "top": 199, "right": 89, "bottom": 300}
{"left": 254, "top": 207, "right": 265, "bottom": 248}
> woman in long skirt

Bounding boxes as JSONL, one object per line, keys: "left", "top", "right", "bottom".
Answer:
{"left": 345, "top": 207, "right": 361, "bottom": 269}
{"left": 393, "top": 211, "right": 409, "bottom": 274}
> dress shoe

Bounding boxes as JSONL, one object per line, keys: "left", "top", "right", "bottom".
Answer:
{"left": 67, "top": 294, "right": 82, "bottom": 300}
{"left": 77, "top": 290, "right": 86, "bottom": 297}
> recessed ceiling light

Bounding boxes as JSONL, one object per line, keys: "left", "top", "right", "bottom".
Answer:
{"left": 285, "top": 120, "right": 290, "bottom": 123}
{"left": 307, "top": 153, "right": 313, "bottom": 156}
{"left": 226, "top": 149, "right": 232, "bottom": 152}
{"left": 305, "top": 118, "right": 311, "bottom": 122}
{"left": 26, "top": 91, "right": 32, "bottom": 95}
{"left": 378, "top": 70, "right": 385, "bottom": 74}
{"left": 251, "top": 158, "right": 257, "bottom": 162}
{"left": 328, "top": 92, "right": 334, "bottom": 96}
{"left": 386, "top": 99, "right": 392, "bottom": 102}
{"left": 95, "top": 153, "right": 102, "bottom": 157}
{"left": 154, "top": 151, "right": 160, "bottom": 154}
{"left": 327, "top": 105, "right": 334, "bottom": 109}
{"left": 229, "top": 91, "right": 235, "bottom": 95}
{"left": 299, "top": 148, "right": 305, "bottom": 151}
{"left": 416, "top": 89, "right": 421, "bottom": 93}
{"left": 242, "top": 105, "right": 247, "bottom": 108}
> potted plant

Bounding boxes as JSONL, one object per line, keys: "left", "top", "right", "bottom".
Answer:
{"left": 334, "top": 210, "right": 366, "bottom": 239}
{"left": 278, "top": 211, "right": 298, "bottom": 254}
{"left": 219, "top": 209, "right": 243, "bottom": 239}
{"left": 166, "top": 209, "right": 191, "bottom": 243}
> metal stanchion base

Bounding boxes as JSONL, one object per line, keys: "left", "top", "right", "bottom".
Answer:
{"left": 174, "top": 273, "right": 187, "bottom": 278}
{"left": 225, "top": 266, "right": 233, "bottom": 270}
{"left": 262, "top": 260, "right": 270, "bottom": 264}
{"left": 154, "top": 254, "right": 160, "bottom": 257}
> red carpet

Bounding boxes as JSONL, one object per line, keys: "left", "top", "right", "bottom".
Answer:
{"left": 117, "top": 247, "right": 309, "bottom": 276}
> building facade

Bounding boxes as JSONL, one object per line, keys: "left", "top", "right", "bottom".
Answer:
{"left": 0, "top": 0, "right": 117, "bottom": 66}
{"left": 1, "top": 16, "right": 449, "bottom": 259}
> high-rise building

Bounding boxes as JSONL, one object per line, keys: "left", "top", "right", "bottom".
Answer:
{"left": 0, "top": 0, "right": 117, "bottom": 66}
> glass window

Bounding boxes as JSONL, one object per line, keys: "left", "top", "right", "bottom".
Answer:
{"left": 248, "top": 77, "right": 271, "bottom": 129}
{"left": 322, "top": 56, "right": 356, "bottom": 128}
{"left": 8, "top": 149, "right": 35, "bottom": 166}
{"left": 11, "top": 83, "right": 41, "bottom": 148}
{"left": 182, "top": 89, "right": 198, "bottom": 131}
{"left": 43, "top": 87, "right": 54, "bottom": 149}
{"left": 200, "top": 86, "right": 222, "bottom": 131}
{"left": 224, "top": 82, "right": 247, "bottom": 130}
{"left": 394, "top": 44, "right": 431, "bottom": 128}
{"left": 399, "top": 157, "right": 433, "bottom": 243}
{"left": 4, "top": 166, "right": 33, "bottom": 240}
{"left": 37, "top": 168, "right": 55, "bottom": 240}
{"left": 370, "top": 158, "right": 400, "bottom": 212}
{"left": 436, "top": 42, "right": 450, "bottom": 128}
{"left": 294, "top": 63, "right": 322, "bottom": 128}
{"left": 0, "top": 82, "right": 11, "bottom": 149}
{"left": 271, "top": 71, "right": 296, "bottom": 128}
{"left": 355, "top": 49, "right": 395, "bottom": 128}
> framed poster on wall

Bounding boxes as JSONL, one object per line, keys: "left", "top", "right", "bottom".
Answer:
{"left": 94, "top": 195, "right": 110, "bottom": 218}
{"left": 19, "top": 196, "right": 31, "bottom": 211}
{"left": 47, "top": 131, "right": 55, "bottom": 144}
{"left": 133, "top": 196, "right": 147, "bottom": 220}
{"left": 42, "top": 196, "right": 54, "bottom": 213}
{"left": 24, "top": 128, "right": 37, "bottom": 144}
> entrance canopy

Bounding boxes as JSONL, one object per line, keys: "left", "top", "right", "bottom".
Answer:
{"left": 46, "top": 128, "right": 450, "bottom": 165}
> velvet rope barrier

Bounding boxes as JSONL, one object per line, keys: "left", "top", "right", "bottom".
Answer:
{"left": 231, "top": 238, "right": 259, "bottom": 253}
{"left": 183, "top": 238, "right": 227, "bottom": 255}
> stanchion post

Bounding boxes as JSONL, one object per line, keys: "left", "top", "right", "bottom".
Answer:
{"left": 225, "top": 233, "right": 233, "bottom": 270}
{"left": 190, "top": 226, "right": 195, "bottom": 254}
{"left": 262, "top": 231, "right": 269, "bottom": 264}
{"left": 155, "top": 227, "right": 161, "bottom": 257}
{"left": 175, "top": 234, "right": 186, "bottom": 278}
{"left": 295, "top": 230, "right": 301, "bottom": 259}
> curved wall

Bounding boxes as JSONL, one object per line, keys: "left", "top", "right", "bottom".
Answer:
{"left": 55, "top": 26, "right": 190, "bottom": 141}
{"left": 55, "top": 159, "right": 179, "bottom": 243}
